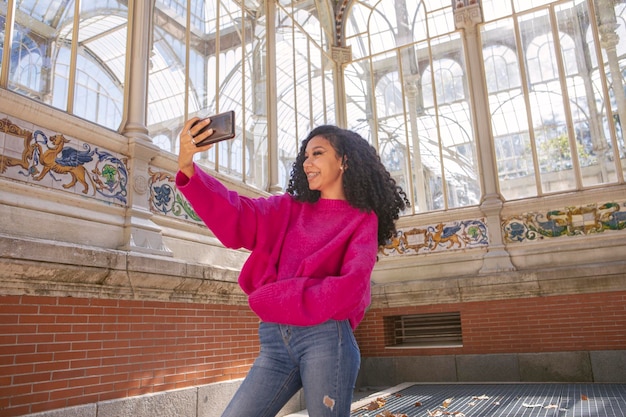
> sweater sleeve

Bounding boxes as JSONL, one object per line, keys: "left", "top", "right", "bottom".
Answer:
{"left": 247, "top": 213, "right": 378, "bottom": 327}
{"left": 175, "top": 165, "right": 284, "bottom": 251}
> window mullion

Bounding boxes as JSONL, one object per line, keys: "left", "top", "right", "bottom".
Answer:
{"left": 66, "top": 0, "right": 82, "bottom": 114}
{"left": 0, "top": 0, "right": 17, "bottom": 88}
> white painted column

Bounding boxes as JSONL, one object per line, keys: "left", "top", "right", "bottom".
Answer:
{"left": 453, "top": 1, "right": 514, "bottom": 272}
{"left": 596, "top": 0, "right": 626, "bottom": 182}
{"left": 265, "top": 0, "right": 282, "bottom": 194}
{"left": 119, "top": 0, "right": 171, "bottom": 256}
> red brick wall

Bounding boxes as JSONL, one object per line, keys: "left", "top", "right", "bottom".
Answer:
{"left": 2, "top": 291, "right": 625, "bottom": 416}
{"left": 355, "top": 291, "right": 626, "bottom": 357}
{"left": 0, "top": 295, "right": 259, "bottom": 417}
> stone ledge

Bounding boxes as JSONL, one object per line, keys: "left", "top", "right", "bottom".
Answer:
{"left": 357, "top": 350, "right": 626, "bottom": 387}
{"left": 0, "top": 234, "right": 246, "bottom": 305}
{"left": 371, "top": 260, "right": 626, "bottom": 308}
{"left": 23, "top": 380, "right": 305, "bottom": 417}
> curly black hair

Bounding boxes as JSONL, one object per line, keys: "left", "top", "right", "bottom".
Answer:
{"left": 286, "top": 125, "right": 410, "bottom": 246}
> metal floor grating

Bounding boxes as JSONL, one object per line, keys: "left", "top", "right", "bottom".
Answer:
{"left": 351, "top": 383, "right": 626, "bottom": 417}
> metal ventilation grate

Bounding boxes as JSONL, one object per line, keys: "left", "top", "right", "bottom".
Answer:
{"left": 392, "top": 312, "right": 462, "bottom": 348}
{"left": 351, "top": 383, "right": 626, "bottom": 417}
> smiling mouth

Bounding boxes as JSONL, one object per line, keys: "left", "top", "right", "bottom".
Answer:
{"left": 306, "top": 172, "right": 319, "bottom": 179}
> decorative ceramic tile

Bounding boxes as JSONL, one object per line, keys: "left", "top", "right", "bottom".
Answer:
{"left": 0, "top": 117, "right": 128, "bottom": 205}
{"left": 379, "top": 219, "right": 489, "bottom": 257}
{"left": 148, "top": 168, "right": 201, "bottom": 222}
{"left": 148, "top": 167, "right": 493, "bottom": 253}
{"left": 502, "top": 201, "right": 626, "bottom": 243}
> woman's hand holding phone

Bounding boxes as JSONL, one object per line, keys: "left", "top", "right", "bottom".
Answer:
{"left": 178, "top": 111, "right": 236, "bottom": 178}
{"left": 192, "top": 110, "right": 235, "bottom": 147}
{"left": 178, "top": 117, "right": 214, "bottom": 178}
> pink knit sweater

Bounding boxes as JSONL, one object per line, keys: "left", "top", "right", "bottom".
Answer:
{"left": 176, "top": 166, "right": 379, "bottom": 329}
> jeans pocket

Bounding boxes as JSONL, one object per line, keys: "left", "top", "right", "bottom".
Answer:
{"left": 340, "top": 320, "right": 360, "bottom": 352}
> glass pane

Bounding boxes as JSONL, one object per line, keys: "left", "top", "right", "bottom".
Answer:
{"left": 15, "top": 0, "right": 69, "bottom": 26}
{"left": 0, "top": 10, "right": 6, "bottom": 79}
{"left": 149, "top": 0, "right": 271, "bottom": 189}
{"left": 149, "top": 0, "right": 198, "bottom": 156}
{"left": 512, "top": 0, "right": 555, "bottom": 13}
{"left": 71, "top": 9, "right": 126, "bottom": 129}
{"left": 420, "top": 56, "right": 479, "bottom": 209}
{"left": 368, "top": 8, "right": 399, "bottom": 56}
{"left": 374, "top": 52, "right": 411, "bottom": 206}
{"left": 249, "top": 16, "right": 270, "bottom": 189}
{"left": 483, "top": 16, "right": 539, "bottom": 200}
{"left": 485, "top": 0, "right": 624, "bottom": 200}
{"left": 6, "top": 1, "right": 126, "bottom": 129}
{"left": 592, "top": 0, "right": 626, "bottom": 183}
{"left": 344, "top": 3, "right": 369, "bottom": 60}
{"left": 7, "top": 12, "right": 48, "bottom": 99}
{"left": 344, "top": 57, "right": 376, "bottom": 143}
{"left": 273, "top": 3, "right": 336, "bottom": 190}
{"left": 522, "top": 10, "right": 576, "bottom": 193}
{"left": 345, "top": 0, "right": 479, "bottom": 214}
{"left": 555, "top": 1, "right": 616, "bottom": 187}
{"left": 427, "top": 7, "right": 455, "bottom": 39}
{"left": 481, "top": 0, "right": 513, "bottom": 22}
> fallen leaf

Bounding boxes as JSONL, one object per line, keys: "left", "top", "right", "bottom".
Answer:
{"left": 442, "top": 398, "right": 454, "bottom": 408}
{"left": 367, "top": 398, "right": 387, "bottom": 410}
{"left": 544, "top": 404, "right": 558, "bottom": 409}
{"left": 472, "top": 395, "right": 490, "bottom": 400}
{"left": 522, "top": 403, "right": 544, "bottom": 408}
{"left": 428, "top": 409, "right": 444, "bottom": 416}
{"left": 468, "top": 402, "right": 476, "bottom": 406}
{"left": 581, "top": 394, "right": 588, "bottom": 401}
{"left": 415, "top": 402, "right": 422, "bottom": 407}
{"left": 375, "top": 410, "right": 407, "bottom": 417}
{"left": 366, "top": 402, "right": 380, "bottom": 410}
{"left": 492, "top": 401, "right": 500, "bottom": 406}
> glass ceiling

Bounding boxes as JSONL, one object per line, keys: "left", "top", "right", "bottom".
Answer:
{"left": 2, "top": 0, "right": 624, "bottom": 209}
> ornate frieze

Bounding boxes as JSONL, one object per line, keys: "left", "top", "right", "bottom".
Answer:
{"left": 503, "top": 201, "right": 626, "bottom": 243}
{"left": 379, "top": 219, "right": 489, "bottom": 257}
{"left": 0, "top": 117, "right": 128, "bottom": 205}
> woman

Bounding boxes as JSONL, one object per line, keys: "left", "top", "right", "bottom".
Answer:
{"left": 176, "top": 119, "right": 408, "bottom": 417}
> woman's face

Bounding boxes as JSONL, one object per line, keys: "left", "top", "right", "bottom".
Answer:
{"left": 303, "top": 135, "right": 346, "bottom": 200}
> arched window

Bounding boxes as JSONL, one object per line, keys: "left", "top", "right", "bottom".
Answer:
{"left": 483, "top": 44, "right": 521, "bottom": 92}
{"left": 52, "top": 47, "right": 123, "bottom": 129}
{"left": 11, "top": 32, "right": 43, "bottom": 93}
{"left": 344, "top": 0, "right": 479, "bottom": 213}
{"left": 483, "top": 0, "right": 625, "bottom": 199}
{"left": 422, "top": 58, "right": 465, "bottom": 106}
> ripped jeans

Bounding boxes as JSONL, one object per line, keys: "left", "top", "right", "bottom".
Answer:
{"left": 220, "top": 319, "right": 361, "bottom": 417}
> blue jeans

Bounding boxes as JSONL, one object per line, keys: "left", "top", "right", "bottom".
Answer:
{"left": 221, "top": 319, "right": 361, "bottom": 417}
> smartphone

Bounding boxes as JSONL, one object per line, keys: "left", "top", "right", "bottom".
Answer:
{"left": 193, "top": 110, "right": 236, "bottom": 147}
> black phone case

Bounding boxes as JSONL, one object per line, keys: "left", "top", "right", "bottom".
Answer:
{"left": 193, "top": 110, "right": 235, "bottom": 147}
